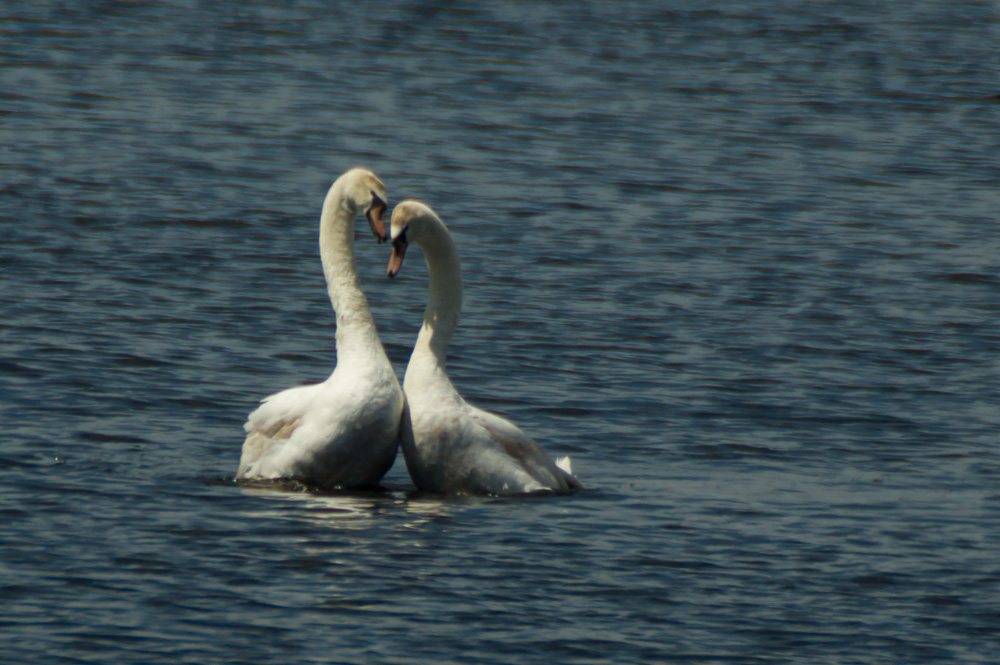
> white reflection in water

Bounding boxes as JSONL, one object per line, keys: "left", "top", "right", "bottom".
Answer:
{"left": 236, "top": 482, "right": 485, "bottom": 531}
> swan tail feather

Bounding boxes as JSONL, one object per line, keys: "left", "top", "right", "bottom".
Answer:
{"left": 555, "top": 456, "right": 573, "bottom": 475}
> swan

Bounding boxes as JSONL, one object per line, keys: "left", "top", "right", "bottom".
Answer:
{"left": 236, "top": 167, "right": 404, "bottom": 489}
{"left": 387, "top": 200, "right": 581, "bottom": 495}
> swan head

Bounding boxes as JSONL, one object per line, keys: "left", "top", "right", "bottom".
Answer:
{"left": 387, "top": 199, "right": 439, "bottom": 278}
{"left": 340, "top": 167, "right": 389, "bottom": 243}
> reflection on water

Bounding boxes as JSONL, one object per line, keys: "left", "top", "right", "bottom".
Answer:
{"left": 236, "top": 482, "right": 491, "bottom": 532}
{"left": 237, "top": 485, "right": 395, "bottom": 529}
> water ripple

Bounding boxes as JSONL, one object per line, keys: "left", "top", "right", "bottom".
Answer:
{"left": 2, "top": 1, "right": 1000, "bottom": 664}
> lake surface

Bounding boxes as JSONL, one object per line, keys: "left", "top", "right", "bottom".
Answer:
{"left": 2, "top": 1, "right": 999, "bottom": 663}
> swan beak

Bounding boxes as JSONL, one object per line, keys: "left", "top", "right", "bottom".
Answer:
{"left": 366, "top": 198, "right": 388, "bottom": 243}
{"left": 387, "top": 236, "right": 408, "bottom": 278}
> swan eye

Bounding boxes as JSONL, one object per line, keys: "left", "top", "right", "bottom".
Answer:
{"left": 392, "top": 226, "right": 408, "bottom": 245}
{"left": 371, "top": 191, "right": 387, "bottom": 211}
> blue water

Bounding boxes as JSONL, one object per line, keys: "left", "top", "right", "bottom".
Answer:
{"left": 2, "top": 2, "right": 1000, "bottom": 663}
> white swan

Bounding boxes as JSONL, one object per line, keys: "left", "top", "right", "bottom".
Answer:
{"left": 387, "top": 200, "right": 582, "bottom": 495}
{"left": 236, "top": 168, "right": 404, "bottom": 489}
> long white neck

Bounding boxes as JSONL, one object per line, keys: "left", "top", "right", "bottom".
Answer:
{"left": 318, "top": 182, "right": 385, "bottom": 366}
{"left": 404, "top": 216, "right": 463, "bottom": 397}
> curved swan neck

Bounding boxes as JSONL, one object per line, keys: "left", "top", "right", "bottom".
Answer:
{"left": 410, "top": 216, "right": 463, "bottom": 373}
{"left": 318, "top": 183, "right": 382, "bottom": 361}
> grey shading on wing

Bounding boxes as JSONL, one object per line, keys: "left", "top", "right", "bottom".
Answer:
{"left": 237, "top": 416, "right": 302, "bottom": 480}
{"left": 470, "top": 409, "right": 583, "bottom": 494}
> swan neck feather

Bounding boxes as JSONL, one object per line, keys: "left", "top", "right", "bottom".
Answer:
{"left": 318, "top": 181, "right": 382, "bottom": 360}
{"left": 406, "top": 214, "right": 463, "bottom": 391}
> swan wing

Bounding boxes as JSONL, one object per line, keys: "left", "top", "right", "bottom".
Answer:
{"left": 238, "top": 372, "right": 402, "bottom": 487}
{"left": 237, "top": 383, "right": 323, "bottom": 479}
{"left": 469, "top": 408, "right": 582, "bottom": 493}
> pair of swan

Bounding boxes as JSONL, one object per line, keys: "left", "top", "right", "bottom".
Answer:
{"left": 236, "top": 168, "right": 581, "bottom": 496}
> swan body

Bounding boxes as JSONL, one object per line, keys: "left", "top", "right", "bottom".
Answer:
{"left": 236, "top": 168, "right": 404, "bottom": 489}
{"left": 388, "top": 200, "right": 581, "bottom": 495}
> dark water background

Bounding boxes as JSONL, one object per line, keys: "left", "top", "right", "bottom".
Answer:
{"left": 2, "top": 2, "right": 1000, "bottom": 663}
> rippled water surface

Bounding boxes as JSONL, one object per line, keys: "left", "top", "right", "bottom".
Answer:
{"left": 3, "top": 2, "right": 1000, "bottom": 663}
